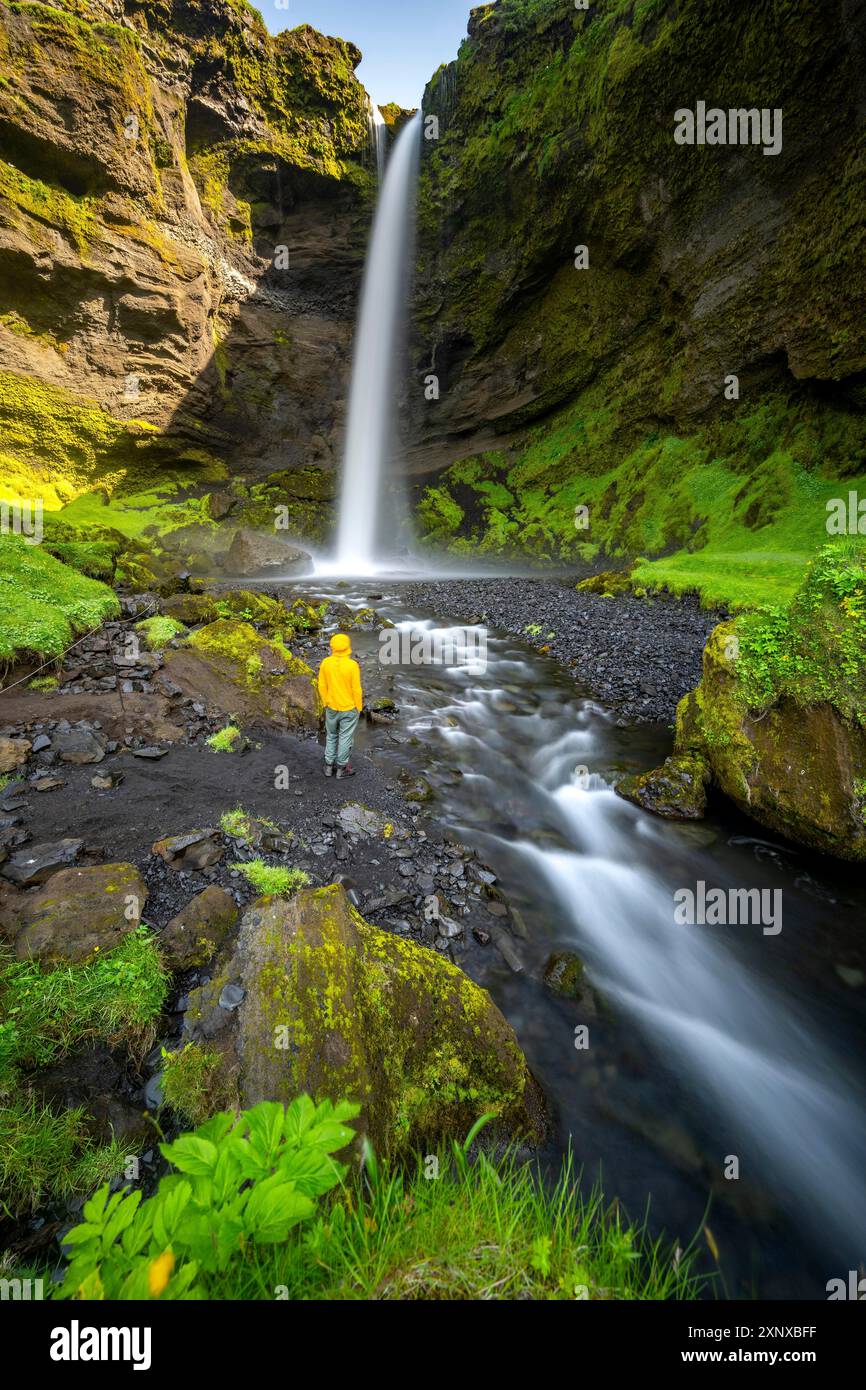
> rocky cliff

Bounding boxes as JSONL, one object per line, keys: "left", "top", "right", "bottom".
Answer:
{"left": 0, "top": 0, "right": 381, "bottom": 509}
{"left": 411, "top": 0, "right": 866, "bottom": 578}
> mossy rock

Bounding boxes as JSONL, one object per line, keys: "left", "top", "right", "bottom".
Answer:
{"left": 171, "top": 619, "right": 318, "bottom": 728}
{"left": 543, "top": 951, "right": 585, "bottom": 999}
{"left": 161, "top": 593, "right": 220, "bottom": 626}
{"left": 11, "top": 863, "right": 148, "bottom": 966}
{"left": 161, "top": 886, "right": 239, "bottom": 971}
{"left": 676, "top": 611, "right": 866, "bottom": 859}
{"left": 616, "top": 753, "right": 711, "bottom": 820}
{"left": 576, "top": 568, "right": 636, "bottom": 598}
{"left": 185, "top": 884, "right": 546, "bottom": 1155}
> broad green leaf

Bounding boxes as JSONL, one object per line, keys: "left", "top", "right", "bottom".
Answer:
{"left": 161, "top": 1134, "right": 218, "bottom": 1177}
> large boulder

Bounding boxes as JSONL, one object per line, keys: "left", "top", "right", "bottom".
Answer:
{"left": 0, "top": 838, "right": 84, "bottom": 887}
{"left": 676, "top": 622, "right": 866, "bottom": 860}
{"left": 10, "top": 863, "right": 147, "bottom": 965}
{"left": 223, "top": 529, "right": 312, "bottom": 579}
{"left": 183, "top": 884, "right": 546, "bottom": 1154}
{"left": 164, "top": 620, "right": 318, "bottom": 729}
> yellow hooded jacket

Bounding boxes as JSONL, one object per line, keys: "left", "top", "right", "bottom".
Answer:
{"left": 318, "top": 633, "right": 363, "bottom": 713}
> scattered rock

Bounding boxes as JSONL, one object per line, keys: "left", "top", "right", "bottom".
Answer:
{"left": 52, "top": 729, "right": 105, "bottom": 765}
{"left": 91, "top": 771, "right": 124, "bottom": 790}
{"left": 0, "top": 838, "right": 85, "bottom": 887}
{"left": 153, "top": 830, "right": 225, "bottom": 872}
{"left": 616, "top": 753, "right": 711, "bottom": 820}
{"left": 132, "top": 745, "right": 169, "bottom": 760}
{"left": 543, "top": 950, "right": 586, "bottom": 999}
{"left": 32, "top": 776, "right": 65, "bottom": 793}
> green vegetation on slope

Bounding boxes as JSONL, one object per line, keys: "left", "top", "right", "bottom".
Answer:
{"left": 0, "top": 534, "right": 120, "bottom": 664}
{"left": 418, "top": 390, "right": 866, "bottom": 609}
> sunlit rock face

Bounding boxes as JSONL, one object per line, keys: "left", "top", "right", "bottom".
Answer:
{"left": 0, "top": 0, "right": 381, "bottom": 502}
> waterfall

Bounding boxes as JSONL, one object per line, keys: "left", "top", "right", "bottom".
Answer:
{"left": 334, "top": 113, "right": 421, "bottom": 575}
{"left": 368, "top": 102, "right": 388, "bottom": 182}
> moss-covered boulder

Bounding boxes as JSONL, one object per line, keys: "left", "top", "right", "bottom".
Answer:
{"left": 11, "top": 863, "right": 148, "bottom": 966}
{"left": 616, "top": 753, "right": 711, "bottom": 820}
{"left": 161, "top": 593, "right": 220, "bottom": 627}
{"left": 164, "top": 619, "right": 318, "bottom": 728}
{"left": 674, "top": 543, "right": 866, "bottom": 859}
{"left": 184, "top": 884, "right": 546, "bottom": 1154}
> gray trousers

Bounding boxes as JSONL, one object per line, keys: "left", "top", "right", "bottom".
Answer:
{"left": 324, "top": 708, "right": 359, "bottom": 767}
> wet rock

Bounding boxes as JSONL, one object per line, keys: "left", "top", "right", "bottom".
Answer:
{"left": 160, "top": 886, "right": 239, "bottom": 970}
{"left": 11, "top": 863, "right": 148, "bottom": 965}
{"left": 0, "top": 838, "right": 84, "bottom": 887}
{"left": 0, "top": 737, "right": 31, "bottom": 772}
{"left": 223, "top": 528, "right": 312, "bottom": 579}
{"left": 161, "top": 593, "right": 219, "bottom": 626}
{"left": 543, "top": 950, "right": 586, "bottom": 999}
{"left": 616, "top": 753, "right": 711, "bottom": 820}
{"left": 32, "top": 776, "right": 65, "bottom": 793}
{"left": 52, "top": 729, "right": 105, "bottom": 765}
{"left": 153, "top": 829, "right": 225, "bottom": 872}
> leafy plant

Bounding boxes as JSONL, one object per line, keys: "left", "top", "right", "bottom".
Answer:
{"left": 161, "top": 1044, "right": 236, "bottom": 1126}
{"left": 235, "top": 860, "right": 311, "bottom": 897}
{"left": 56, "top": 1097, "right": 359, "bottom": 1299}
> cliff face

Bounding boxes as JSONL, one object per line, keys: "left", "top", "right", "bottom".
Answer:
{"left": 411, "top": 0, "right": 866, "bottom": 568}
{"left": 0, "top": 0, "right": 377, "bottom": 506}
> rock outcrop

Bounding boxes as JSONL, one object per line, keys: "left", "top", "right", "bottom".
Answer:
{"left": 182, "top": 883, "right": 547, "bottom": 1153}
{"left": 410, "top": 0, "right": 866, "bottom": 562}
{"left": 0, "top": 0, "right": 379, "bottom": 508}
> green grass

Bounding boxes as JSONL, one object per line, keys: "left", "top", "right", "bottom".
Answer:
{"left": 235, "top": 860, "right": 311, "bottom": 897}
{"left": 161, "top": 1044, "right": 236, "bottom": 1126}
{"left": 0, "top": 535, "right": 119, "bottom": 664}
{"left": 0, "top": 928, "right": 169, "bottom": 1095}
{"left": 219, "top": 806, "right": 280, "bottom": 842}
{"left": 0, "top": 1096, "right": 127, "bottom": 1218}
{"left": 211, "top": 1145, "right": 703, "bottom": 1301}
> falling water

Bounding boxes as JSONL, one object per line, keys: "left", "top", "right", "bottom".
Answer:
{"left": 334, "top": 113, "right": 421, "bottom": 574}
{"left": 368, "top": 102, "right": 388, "bottom": 182}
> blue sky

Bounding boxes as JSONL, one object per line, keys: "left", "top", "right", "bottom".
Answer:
{"left": 262, "top": 1, "right": 485, "bottom": 108}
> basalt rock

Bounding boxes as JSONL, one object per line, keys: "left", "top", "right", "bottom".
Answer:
{"left": 616, "top": 753, "right": 711, "bottom": 820}
{"left": 0, "top": 837, "right": 85, "bottom": 887}
{"left": 161, "top": 886, "right": 239, "bottom": 970}
{"left": 183, "top": 883, "right": 547, "bottom": 1154}
{"left": 152, "top": 830, "right": 224, "bottom": 873}
{"left": 0, "top": 738, "right": 31, "bottom": 773}
{"left": 222, "top": 529, "right": 313, "bottom": 580}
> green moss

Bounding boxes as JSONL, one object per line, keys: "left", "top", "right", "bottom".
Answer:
{"left": 135, "top": 615, "right": 187, "bottom": 649}
{"left": 206, "top": 724, "right": 242, "bottom": 753}
{"left": 0, "top": 535, "right": 119, "bottom": 664}
{"left": 236, "top": 860, "right": 311, "bottom": 897}
{"left": 190, "top": 619, "right": 314, "bottom": 685}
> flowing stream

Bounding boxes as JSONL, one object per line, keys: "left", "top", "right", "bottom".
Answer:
{"left": 290, "top": 577, "right": 866, "bottom": 1298}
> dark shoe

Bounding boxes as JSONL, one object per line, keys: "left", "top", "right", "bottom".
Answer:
{"left": 335, "top": 764, "right": 356, "bottom": 779}
{"left": 324, "top": 763, "right": 334, "bottom": 777}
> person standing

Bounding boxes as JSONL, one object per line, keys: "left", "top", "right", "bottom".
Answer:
{"left": 317, "top": 632, "right": 363, "bottom": 778}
